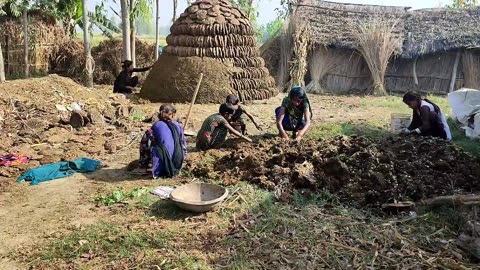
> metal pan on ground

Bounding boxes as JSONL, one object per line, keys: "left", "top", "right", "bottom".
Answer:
{"left": 169, "top": 183, "right": 229, "bottom": 212}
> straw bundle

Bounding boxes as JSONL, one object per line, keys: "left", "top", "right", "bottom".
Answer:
{"left": 306, "top": 47, "right": 341, "bottom": 94}
{"left": 352, "top": 16, "right": 402, "bottom": 96}
{"left": 287, "top": 21, "right": 310, "bottom": 91}
{"left": 278, "top": 17, "right": 295, "bottom": 90}
{"left": 160, "top": 0, "right": 277, "bottom": 101}
{"left": 462, "top": 50, "right": 480, "bottom": 89}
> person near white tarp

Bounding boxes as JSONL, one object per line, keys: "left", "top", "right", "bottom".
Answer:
{"left": 401, "top": 92, "right": 452, "bottom": 141}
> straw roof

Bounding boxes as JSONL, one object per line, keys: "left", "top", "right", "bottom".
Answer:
{"left": 296, "top": 0, "right": 480, "bottom": 58}
{"left": 404, "top": 8, "right": 480, "bottom": 58}
{"left": 296, "top": 0, "right": 408, "bottom": 50}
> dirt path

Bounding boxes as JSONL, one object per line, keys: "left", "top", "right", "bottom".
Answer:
{"left": 0, "top": 176, "right": 96, "bottom": 268}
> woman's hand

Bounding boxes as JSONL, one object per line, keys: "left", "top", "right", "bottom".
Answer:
{"left": 280, "top": 132, "right": 289, "bottom": 140}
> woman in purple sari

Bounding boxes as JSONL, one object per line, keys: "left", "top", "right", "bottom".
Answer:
{"left": 139, "top": 104, "right": 186, "bottom": 178}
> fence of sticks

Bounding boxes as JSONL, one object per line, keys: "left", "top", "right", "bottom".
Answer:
{"left": 0, "top": 14, "right": 66, "bottom": 78}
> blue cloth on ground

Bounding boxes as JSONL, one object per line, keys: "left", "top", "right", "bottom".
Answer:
{"left": 16, "top": 158, "right": 101, "bottom": 185}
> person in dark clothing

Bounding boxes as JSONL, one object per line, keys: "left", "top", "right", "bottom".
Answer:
{"left": 225, "top": 94, "right": 262, "bottom": 135}
{"left": 275, "top": 86, "right": 313, "bottom": 141}
{"left": 113, "top": 60, "right": 152, "bottom": 94}
{"left": 401, "top": 92, "right": 452, "bottom": 140}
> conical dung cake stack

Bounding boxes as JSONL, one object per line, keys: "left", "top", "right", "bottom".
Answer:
{"left": 162, "top": 0, "right": 278, "bottom": 101}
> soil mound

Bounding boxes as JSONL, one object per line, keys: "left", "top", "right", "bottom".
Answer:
{"left": 140, "top": 55, "right": 235, "bottom": 103}
{"left": 0, "top": 75, "right": 135, "bottom": 191}
{"left": 154, "top": 0, "right": 277, "bottom": 102}
{"left": 186, "top": 136, "right": 480, "bottom": 206}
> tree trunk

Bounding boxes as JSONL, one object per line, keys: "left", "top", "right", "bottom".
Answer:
{"left": 130, "top": 0, "right": 136, "bottom": 67}
{"left": 155, "top": 0, "right": 160, "bottom": 60}
{"left": 0, "top": 42, "right": 5, "bottom": 83}
{"left": 82, "top": 0, "right": 93, "bottom": 87}
{"left": 172, "top": 0, "right": 177, "bottom": 23}
{"left": 23, "top": 10, "right": 29, "bottom": 78}
{"left": 120, "top": 0, "right": 131, "bottom": 61}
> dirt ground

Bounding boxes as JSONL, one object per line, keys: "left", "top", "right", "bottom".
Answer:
{"left": 0, "top": 76, "right": 478, "bottom": 269}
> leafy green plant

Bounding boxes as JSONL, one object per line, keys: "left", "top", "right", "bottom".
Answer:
{"left": 94, "top": 187, "right": 149, "bottom": 206}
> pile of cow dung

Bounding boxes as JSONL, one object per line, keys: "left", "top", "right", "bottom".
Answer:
{"left": 140, "top": 55, "right": 235, "bottom": 103}
{"left": 0, "top": 75, "right": 143, "bottom": 191}
{"left": 149, "top": 0, "right": 277, "bottom": 102}
{"left": 187, "top": 136, "right": 480, "bottom": 206}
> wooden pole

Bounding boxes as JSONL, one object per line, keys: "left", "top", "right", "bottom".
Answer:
{"left": 130, "top": 0, "right": 136, "bottom": 67}
{"left": 412, "top": 56, "right": 418, "bottom": 86}
{"left": 154, "top": 0, "right": 160, "bottom": 60}
{"left": 184, "top": 73, "right": 204, "bottom": 129}
{"left": 0, "top": 41, "right": 5, "bottom": 83}
{"left": 23, "top": 10, "right": 29, "bottom": 78}
{"left": 82, "top": 0, "right": 93, "bottom": 88}
{"left": 450, "top": 50, "right": 461, "bottom": 93}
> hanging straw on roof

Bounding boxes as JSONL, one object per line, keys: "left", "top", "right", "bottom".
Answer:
{"left": 278, "top": 17, "right": 295, "bottom": 90}
{"left": 306, "top": 46, "right": 341, "bottom": 94}
{"left": 351, "top": 16, "right": 402, "bottom": 96}
{"left": 287, "top": 20, "right": 310, "bottom": 91}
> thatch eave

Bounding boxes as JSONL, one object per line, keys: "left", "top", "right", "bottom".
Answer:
{"left": 294, "top": 0, "right": 480, "bottom": 59}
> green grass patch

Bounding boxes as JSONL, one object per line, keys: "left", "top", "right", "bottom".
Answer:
{"left": 93, "top": 187, "right": 149, "bottom": 206}
{"left": 40, "top": 222, "right": 170, "bottom": 262}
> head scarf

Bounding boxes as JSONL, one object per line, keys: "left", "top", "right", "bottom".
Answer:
{"left": 289, "top": 86, "right": 313, "bottom": 119}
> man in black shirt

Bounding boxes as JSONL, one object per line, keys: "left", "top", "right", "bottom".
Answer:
{"left": 113, "top": 60, "right": 152, "bottom": 94}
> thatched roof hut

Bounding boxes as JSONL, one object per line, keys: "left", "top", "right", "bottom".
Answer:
{"left": 142, "top": 0, "right": 277, "bottom": 103}
{"left": 296, "top": 0, "right": 408, "bottom": 51}
{"left": 403, "top": 8, "right": 480, "bottom": 59}
{"left": 264, "top": 0, "right": 480, "bottom": 94}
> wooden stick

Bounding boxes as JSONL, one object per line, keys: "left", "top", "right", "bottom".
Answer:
{"left": 449, "top": 50, "right": 461, "bottom": 93}
{"left": 418, "top": 194, "right": 480, "bottom": 208}
{"left": 184, "top": 73, "right": 204, "bottom": 129}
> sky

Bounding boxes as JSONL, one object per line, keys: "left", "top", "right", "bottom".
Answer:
{"left": 88, "top": 0, "right": 451, "bottom": 27}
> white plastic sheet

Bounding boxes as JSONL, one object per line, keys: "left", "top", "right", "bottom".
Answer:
{"left": 448, "top": 88, "right": 480, "bottom": 138}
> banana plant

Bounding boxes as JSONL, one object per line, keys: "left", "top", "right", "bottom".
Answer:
{"left": 36, "top": 0, "right": 120, "bottom": 38}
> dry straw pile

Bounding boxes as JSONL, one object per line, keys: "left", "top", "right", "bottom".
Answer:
{"left": 352, "top": 16, "right": 402, "bottom": 95}
{"left": 306, "top": 47, "right": 343, "bottom": 94}
{"left": 0, "top": 14, "right": 66, "bottom": 77}
{"left": 158, "top": 0, "right": 277, "bottom": 102}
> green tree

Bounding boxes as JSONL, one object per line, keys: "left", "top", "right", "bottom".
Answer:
{"left": 451, "top": 0, "right": 478, "bottom": 7}
{"left": 262, "top": 19, "right": 283, "bottom": 42}
{"left": 231, "top": 0, "right": 263, "bottom": 40}
{"left": 37, "top": 0, "right": 120, "bottom": 37}
{"left": 130, "top": 0, "right": 152, "bottom": 65}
